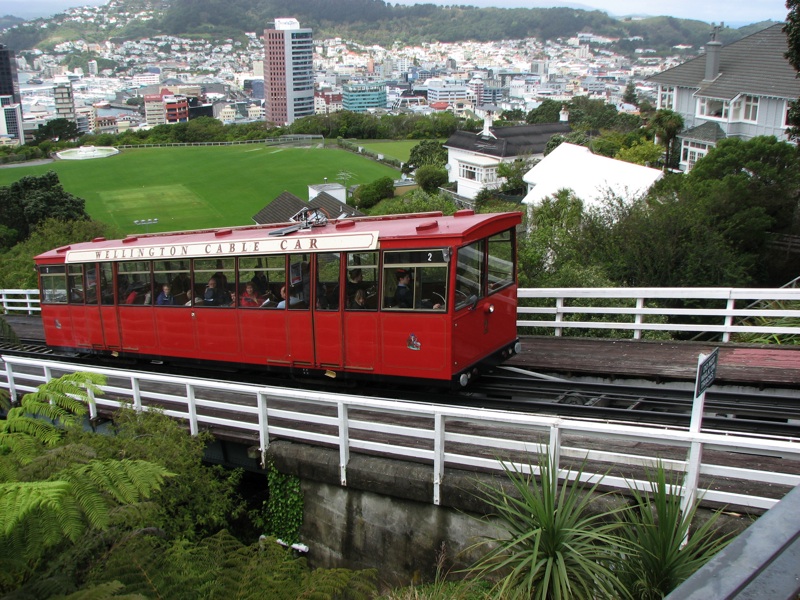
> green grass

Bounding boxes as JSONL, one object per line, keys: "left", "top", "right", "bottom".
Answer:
{"left": 0, "top": 145, "right": 399, "bottom": 234}
{"left": 354, "top": 140, "right": 441, "bottom": 163}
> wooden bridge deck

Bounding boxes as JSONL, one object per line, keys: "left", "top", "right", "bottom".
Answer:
{"left": 508, "top": 336, "right": 800, "bottom": 388}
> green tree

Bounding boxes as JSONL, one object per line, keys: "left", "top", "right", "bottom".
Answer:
{"left": 649, "top": 109, "right": 684, "bottom": 169}
{"left": 355, "top": 176, "right": 395, "bottom": 210}
{"left": 0, "top": 172, "right": 89, "bottom": 249}
{"left": 622, "top": 81, "right": 638, "bottom": 106}
{"left": 33, "top": 118, "right": 80, "bottom": 144}
{"left": 614, "top": 140, "right": 663, "bottom": 166}
{"left": 0, "top": 218, "right": 118, "bottom": 288}
{"left": 498, "top": 156, "right": 536, "bottom": 195}
{"left": 414, "top": 165, "right": 448, "bottom": 193}
{"left": 526, "top": 99, "right": 562, "bottom": 124}
{"left": 404, "top": 140, "right": 448, "bottom": 174}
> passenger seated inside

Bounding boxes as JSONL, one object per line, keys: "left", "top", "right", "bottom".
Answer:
{"left": 393, "top": 269, "right": 413, "bottom": 308}
{"left": 203, "top": 277, "right": 230, "bottom": 306}
{"left": 351, "top": 288, "right": 367, "bottom": 309}
{"left": 156, "top": 283, "right": 176, "bottom": 305}
{"left": 276, "top": 284, "right": 304, "bottom": 308}
{"left": 239, "top": 283, "right": 261, "bottom": 307}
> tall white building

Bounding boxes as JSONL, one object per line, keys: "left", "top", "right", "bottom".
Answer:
{"left": 53, "top": 79, "right": 76, "bottom": 122}
{"left": 263, "top": 18, "right": 314, "bottom": 126}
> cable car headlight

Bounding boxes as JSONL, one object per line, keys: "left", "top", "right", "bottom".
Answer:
{"left": 484, "top": 304, "right": 495, "bottom": 314}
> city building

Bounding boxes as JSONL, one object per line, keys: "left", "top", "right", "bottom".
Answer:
{"left": 342, "top": 81, "right": 387, "bottom": 112}
{"left": 0, "top": 44, "right": 21, "bottom": 105}
{"left": 53, "top": 79, "right": 76, "bottom": 122}
{"left": 0, "top": 95, "right": 24, "bottom": 146}
{"left": 164, "top": 94, "right": 189, "bottom": 123}
{"left": 263, "top": 17, "right": 314, "bottom": 126}
{"left": 647, "top": 24, "right": 800, "bottom": 171}
{"left": 144, "top": 93, "right": 166, "bottom": 126}
{"left": 315, "top": 90, "right": 343, "bottom": 114}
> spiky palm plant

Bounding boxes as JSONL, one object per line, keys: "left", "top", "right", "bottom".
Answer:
{"left": 614, "top": 464, "right": 734, "bottom": 599}
{"left": 467, "top": 456, "right": 632, "bottom": 600}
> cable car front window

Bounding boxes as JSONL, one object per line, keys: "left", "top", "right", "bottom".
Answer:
{"left": 455, "top": 240, "right": 484, "bottom": 310}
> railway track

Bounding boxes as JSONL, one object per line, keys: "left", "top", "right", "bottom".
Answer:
{"left": 2, "top": 341, "right": 799, "bottom": 438}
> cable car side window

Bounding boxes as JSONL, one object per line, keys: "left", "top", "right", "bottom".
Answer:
{"left": 68, "top": 265, "right": 84, "bottom": 304}
{"left": 40, "top": 265, "right": 67, "bottom": 304}
{"left": 487, "top": 229, "right": 515, "bottom": 293}
{"left": 382, "top": 249, "right": 448, "bottom": 311}
{"left": 315, "top": 252, "right": 340, "bottom": 311}
{"left": 119, "top": 261, "right": 153, "bottom": 305}
{"left": 154, "top": 259, "right": 191, "bottom": 307}
{"left": 286, "top": 254, "right": 311, "bottom": 310}
{"left": 455, "top": 240, "right": 485, "bottom": 310}
{"left": 193, "top": 258, "right": 234, "bottom": 307}
{"left": 346, "top": 251, "right": 378, "bottom": 310}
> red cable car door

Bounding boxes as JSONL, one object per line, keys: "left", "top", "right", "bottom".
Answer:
{"left": 312, "top": 253, "right": 343, "bottom": 370}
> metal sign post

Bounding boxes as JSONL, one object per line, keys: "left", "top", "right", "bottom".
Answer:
{"left": 681, "top": 347, "right": 720, "bottom": 524}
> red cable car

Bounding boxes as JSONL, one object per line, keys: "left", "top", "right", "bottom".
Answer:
{"left": 35, "top": 210, "right": 522, "bottom": 387}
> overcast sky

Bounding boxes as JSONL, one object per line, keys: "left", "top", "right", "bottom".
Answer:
{"left": 6, "top": 0, "right": 789, "bottom": 25}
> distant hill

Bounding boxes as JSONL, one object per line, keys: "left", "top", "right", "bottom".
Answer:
{"left": 0, "top": 14, "right": 25, "bottom": 32}
{"left": 0, "top": 0, "right": 782, "bottom": 53}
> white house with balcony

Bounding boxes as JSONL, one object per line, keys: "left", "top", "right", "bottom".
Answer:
{"left": 647, "top": 24, "right": 800, "bottom": 171}
{"left": 443, "top": 112, "right": 571, "bottom": 200}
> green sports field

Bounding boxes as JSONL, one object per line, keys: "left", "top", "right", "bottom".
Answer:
{"left": 0, "top": 145, "right": 399, "bottom": 234}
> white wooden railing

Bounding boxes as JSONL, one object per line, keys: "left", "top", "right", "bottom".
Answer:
{"left": 517, "top": 287, "right": 800, "bottom": 342}
{"left": 0, "top": 289, "right": 40, "bottom": 315}
{"left": 2, "top": 355, "right": 799, "bottom": 511}
{"left": 2, "top": 287, "right": 799, "bottom": 341}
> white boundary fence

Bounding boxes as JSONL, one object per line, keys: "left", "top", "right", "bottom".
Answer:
{"left": 0, "top": 289, "right": 40, "bottom": 315}
{"left": 517, "top": 287, "right": 800, "bottom": 341}
{"left": 2, "top": 355, "right": 799, "bottom": 511}
{"left": 4, "top": 287, "right": 800, "bottom": 342}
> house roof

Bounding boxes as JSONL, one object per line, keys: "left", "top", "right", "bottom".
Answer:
{"left": 444, "top": 122, "right": 572, "bottom": 158}
{"left": 309, "top": 192, "right": 364, "bottom": 219}
{"left": 252, "top": 191, "right": 307, "bottom": 225}
{"left": 522, "top": 143, "right": 663, "bottom": 208}
{"left": 647, "top": 24, "right": 800, "bottom": 101}
{"left": 252, "top": 191, "right": 364, "bottom": 225}
{"left": 681, "top": 121, "right": 727, "bottom": 143}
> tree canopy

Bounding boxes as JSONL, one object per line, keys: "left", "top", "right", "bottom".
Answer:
{"left": 0, "top": 172, "right": 89, "bottom": 250}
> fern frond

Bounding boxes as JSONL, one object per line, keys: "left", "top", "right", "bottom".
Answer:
{"left": 2, "top": 413, "right": 65, "bottom": 446}
{"left": 64, "top": 580, "right": 150, "bottom": 599}
{"left": 65, "top": 460, "right": 173, "bottom": 530}
{"left": 0, "top": 431, "right": 42, "bottom": 469}
{"left": 0, "top": 480, "right": 85, "bottom": 541}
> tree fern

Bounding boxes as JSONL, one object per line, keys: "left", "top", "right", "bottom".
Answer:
{"left": 0, "top": 459, "right": 172, "bottom": 575}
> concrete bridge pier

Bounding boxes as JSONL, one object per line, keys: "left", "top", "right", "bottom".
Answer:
{"left": 267, "top": 441, "right": 501, "bottom": 586}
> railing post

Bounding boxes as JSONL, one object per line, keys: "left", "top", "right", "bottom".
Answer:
{"left": 634, "top": 297, "right": 644, "bottom": 340}
{"left": 554, "top": 297, "right": 564, "bottom": 337}
{"left": 257, "top": 391, "right": 269, "bottom": 467}
{"left": 186, "top": 383, "right": 198, "bottom": 436}
{"left": 433, "top": 413, "right": 445, "bottom": 506}
{"left": 338, "top": 401, "right": 349, "bottom": 486}
{"left": 4, "top": 360, "right": 17, "bottom": 403}
{"left": 86, "top": 386, "right": 97, "bottom": 420}
{"left": 548, "top": 422, "right": 561, "bottom": 472}
{"left": 131, "top": 377, "right": 142, "bottom": 411}
{"left": 723, "top": 298, "right": 735, "bottom": 343}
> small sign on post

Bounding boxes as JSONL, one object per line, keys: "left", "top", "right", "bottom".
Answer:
{"left": 695, "top": 347, "right": 720, "bottom": 398}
